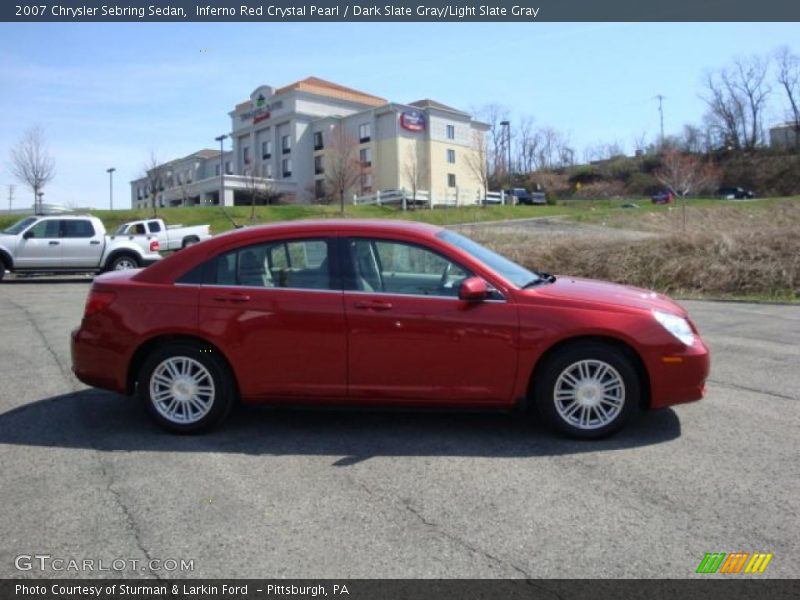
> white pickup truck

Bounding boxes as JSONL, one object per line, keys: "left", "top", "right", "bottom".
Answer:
{"left": 0, "top": 215, "right": 162, "bottom": 281}
{"left": 114, "top": 218, "right": 211, "bottom": 251}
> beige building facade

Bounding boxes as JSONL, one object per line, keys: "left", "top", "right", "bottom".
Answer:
{"left": 131, "top": 77, "right": 489, "bottom": 208}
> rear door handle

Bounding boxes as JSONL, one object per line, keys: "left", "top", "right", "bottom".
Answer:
{"left": 49, "top": 241, "right": 60, "bottom": 246}
{"left": 90, "top": 240, "right": 101, "bottom": 245}
{"left": 213, "top": 292, "right": 251, "bottom": 303}
{"left": 353, "top": 300, "right": 393, "bottom": 311}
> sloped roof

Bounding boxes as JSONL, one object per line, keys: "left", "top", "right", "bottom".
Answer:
{"left": 277, "top": 76, "right": 387, "bottom": 106}
{"left": 409, "top": 98, "right": 466, "bottom": 114}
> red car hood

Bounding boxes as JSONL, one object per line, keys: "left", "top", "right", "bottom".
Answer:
{"left": 520, "top": 276, "right": 687, "bottom": 316}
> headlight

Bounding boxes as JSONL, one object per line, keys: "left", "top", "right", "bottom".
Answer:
{"left": 652, "top": 310, "right": 695, "bottom": 346}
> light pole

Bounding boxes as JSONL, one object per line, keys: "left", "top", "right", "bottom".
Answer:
{"left": 500, "top": 120, "right": 511, "bottom": 178}
{"left": 106, "top": 167, "right": 115, "bottom": 210}
{"left": 37, "top": 191, "right": 44, "bottom": 214}
{"left": 215, "top": 134, "right": 228, "bottom": 206}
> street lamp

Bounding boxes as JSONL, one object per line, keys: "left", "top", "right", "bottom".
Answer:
{"left": 500, "top": 120, "right": 511, "bottom": 178}
{"left": 37, "top": 191, "right": 44, "bottom": 214}
{"left": 215, "top": 134, "right": 228, "bottom": 206}
{"left": 106, "top": 167, "right": 116, "bottom": 210}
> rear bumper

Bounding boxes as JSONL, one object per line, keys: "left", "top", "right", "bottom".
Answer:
{"left": 71, "top": 327, "right": 128, "bottom": 393}
{"left": 647, "top": 338, "right": 710, "bottom": 409}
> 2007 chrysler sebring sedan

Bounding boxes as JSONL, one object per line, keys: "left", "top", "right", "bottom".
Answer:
{"left": 71, "top": 220, "right": 709, "bottom": 439}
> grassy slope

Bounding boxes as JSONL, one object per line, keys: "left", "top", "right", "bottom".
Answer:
{"left": 2, "top": 197, "right": 798, "bottom": 300}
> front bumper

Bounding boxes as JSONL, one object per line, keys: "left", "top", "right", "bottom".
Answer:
{"left": 647, "top": 337, "right": 711, "bottom": 409}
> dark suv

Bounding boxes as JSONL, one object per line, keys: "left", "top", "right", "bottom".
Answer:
{"left": 506, "top": 188, "right": 547, "bottom": 205}
{"left": 716, "top": 186, "right": 754, "bottom": 199}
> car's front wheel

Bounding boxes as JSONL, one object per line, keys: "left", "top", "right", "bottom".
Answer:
{"left": 534, "top": 342, "right": 640, "bottom": 439}
{"left": 138, "top": 342, "right": 235, "bottom": 433}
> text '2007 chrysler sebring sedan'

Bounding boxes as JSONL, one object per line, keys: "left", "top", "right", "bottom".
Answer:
{"left": 71, "top": 220, "right": 709, "bottom": 439}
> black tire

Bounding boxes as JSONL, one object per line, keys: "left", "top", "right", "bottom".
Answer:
{"left": 0, "top": 266, "right": 5, "bottom": 282}
{"left": 534, "top": 342, "right": 640, "bottom": 439}
{"left": 138, "top": 342, "right": 235, "bottom": 433}
{"left": 181, "top": 236, "right": 199, "bottom": 249}
{"left": 107, "top": 253, "right": 140, "bottom": 272}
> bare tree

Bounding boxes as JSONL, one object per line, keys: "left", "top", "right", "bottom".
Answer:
{"left": 654, "top": 149, "right": 719, "bottom": 198}
{"left": 324, "top": 125, "right": 361, "bottom": 215}
{"left": 465, "top": 130, "right": 491, "bottom": 203}
{"left": 516, "top": 115, "right": 538, "bottom": 173}
{"left": 473, "top": 103, "right": 510, "bottom": 179}
{"left": 142, "top": 151, "right": 165, "bottom": 217}
{"left": 702, "top": 56, "right": 771, "bottom": 150}
{"left": 402, "top": 143, "right": 427, "bottom": 210}
{"left": 243, "top": 166, "right": 280, "bottom": 220}
{"left": 775, "top": 46, "right": 800, "bottom": 146}
{"left": 9, "top": 125, "right": 55, "bottom": 215}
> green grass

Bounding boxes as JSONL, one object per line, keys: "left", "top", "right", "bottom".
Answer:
{"left": 3, "top": 197, "right": 798, "bottom": 235}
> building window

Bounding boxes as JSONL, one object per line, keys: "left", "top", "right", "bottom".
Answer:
{"left": 262, "top": 140, "right": 272, "bottom": 159}
{"left": 176, "top": 172, "right": 183, "bottom": 185}
{"left": 265, "top": 162, "right": 273, "bottom": 178}
{"left": 225, "top": 161, "right": 233, "bottom": 175}
{"left": 359, "top": 123, "right": 371, "bottom": 143}
{"left": 359, "top": 147, "right": 372, "bottom": 167}
{"left": 447, "top": 173, "right": 456, "bottom": 188}
{"left": 315, "top": 179, "right": 326, "bottom": 199}
{"left": 282, "top": 158, "right": 292, "bottom": 178}
{"left": 313, "top": 131, "right": 324, "bottom": 151}
{"left": 361, "top": 173, "right": 373, "bottom": 193}
{"left": 314, "top": 155, "right": 324, "bottom": 175}
{"left": 446, "top": 124, "right": 455, "bottom": 139}
{"left": 186, "top": 169, "right": 192, "bottom": 183}
{"left": 215, "top": 164, "right": 221, "bottom": 177}
{"left": 447, "top": 149, "right": 456, "bottom": 164}
{"left": 243, "top": 146, "right": 250, "bottom": 165}
{"left": 282, "top": 135, "right": 291, "bottom": 154}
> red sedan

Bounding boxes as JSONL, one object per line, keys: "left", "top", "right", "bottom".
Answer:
{"left": 71, "top": 219, "right": 709, "bottom": 439}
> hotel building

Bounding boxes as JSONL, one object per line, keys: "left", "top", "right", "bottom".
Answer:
{"left": 131, "top": 77, "right": 489, "bottom": 208}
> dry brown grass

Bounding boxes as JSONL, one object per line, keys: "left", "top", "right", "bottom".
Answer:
{"left": 470, "top": 201, "right": 800, "bottom": 300}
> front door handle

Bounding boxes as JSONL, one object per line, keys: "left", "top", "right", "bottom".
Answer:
{"left": 90, "top": 240, "right": 101, "bottom": 245}
{"left": 353, "top": 300, "right": 393, "bottom": 311}
{"left": 48, "top": 241, "right": 60, "bottom": 246}
{"left": 213, "top": 292, "right": 251, "bottom": 303}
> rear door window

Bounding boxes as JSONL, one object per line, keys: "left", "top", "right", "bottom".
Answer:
{"left": 62, "top": 220, "right": 96, "bottom": 238}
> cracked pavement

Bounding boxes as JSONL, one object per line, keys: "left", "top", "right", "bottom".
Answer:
{"left": 0, "top": 279, "right": 798, "bottom": 578}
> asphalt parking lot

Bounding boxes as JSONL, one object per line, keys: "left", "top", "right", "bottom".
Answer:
{"left": 0, "top": 278, "right": 798, "bottom": 579}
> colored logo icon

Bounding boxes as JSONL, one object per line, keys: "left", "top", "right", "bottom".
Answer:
{"left": 696, "top": 552, "right": 773, "bottom": 574}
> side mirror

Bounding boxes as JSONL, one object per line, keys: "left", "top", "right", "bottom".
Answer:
{"left": 23, "top": 230, "right": 34, "bottom": 240}
{"left": 459, "top": 276, "right": 489, "bottom": 301}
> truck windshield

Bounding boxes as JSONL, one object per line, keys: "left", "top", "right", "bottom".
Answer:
{"left": 438, "top": 230, "right": 540, "bottom": 288}
{"left": 114, "top": 224, "right": 128, "bottom": 234}
{"left": 2, "top": 217, "right": 38, "bottom": 235}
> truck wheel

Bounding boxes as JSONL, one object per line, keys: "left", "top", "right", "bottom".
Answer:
{"left": 108, "top": 254, "right": 140, "bottom": 271}
{"left": 138, "top": 342, "right": 235, "bottom": 433}
{"left": 182, "top": 236, "right": 199, "bottom": 249}
{"left": 0, "top": 266, "right": 5, "bottom": 282}
{"left": 534, "top": 342, "right": 640, "bottom": 439}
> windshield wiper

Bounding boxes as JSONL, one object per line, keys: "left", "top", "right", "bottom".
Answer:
{"left": 522, "top": 272, "right": 556, "bottom": 288}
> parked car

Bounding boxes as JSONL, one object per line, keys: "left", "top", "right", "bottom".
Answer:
{"left": 716, "top": 186, "right": 754, "bottom": 200}
{"left": 504, "top": 188, "right": 547, "bottom": 205}
{"left": 0, "top": 215, "right": 161, "bottom": 281}
{"left": 651, "top": 190, "right": 674, "bottom": 205}
{"left": 115, "top": 218, "right": 211, "bottom": 251}
{"left": 71, "top": 220, "right": 709, "bottom": 439}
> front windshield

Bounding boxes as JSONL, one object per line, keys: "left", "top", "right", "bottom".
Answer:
{"left": 2, "top": 217, "right": 38, "bottom": 235}
{"left": 438, "top": 230, "right": 540, "bottom": 288}
{"left": 114, "top": 224, "right": 128, "bottom": 234}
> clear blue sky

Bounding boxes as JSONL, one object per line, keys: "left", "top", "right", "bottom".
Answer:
{"left": 0, "top": 22, "right": 798, "bottom": 209}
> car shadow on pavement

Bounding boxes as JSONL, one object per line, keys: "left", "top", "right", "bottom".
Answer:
{"left": 0, "top": 389, "right": 681, "bottom": 462}
{"left": 3, "top": 277, "right": 93, "bottom": 284}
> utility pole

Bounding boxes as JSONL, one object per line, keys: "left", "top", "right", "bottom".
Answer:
{"left": 106, "top": 167, "right": 116, "bottom": 210}
{"left": 655, "top": 95, "right": 665, "bottom": 146}
{"left": 7, "top": 185, "right": 14, "bottom": 213}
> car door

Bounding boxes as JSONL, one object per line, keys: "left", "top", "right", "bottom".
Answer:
{"left": 194, "top": 236, "right": 347, "bottom": 401}
{"left": 60, "top": 219, "right": 104, "bottom": 268}
{"left": 14, "top": 219, "right": 62, "bottom": 268}
{"left": 343, "top": 237, "right": 519, "bottom": 406}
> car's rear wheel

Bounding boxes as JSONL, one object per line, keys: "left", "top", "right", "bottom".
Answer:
{"left": 534, "top": 342, "right": 640, "bottom": 439}
{"left": 108, "top": 254, "right": 140, "bottom": 271}
{"left": 138, "top": 342, "right": 234, "bottom": 433}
